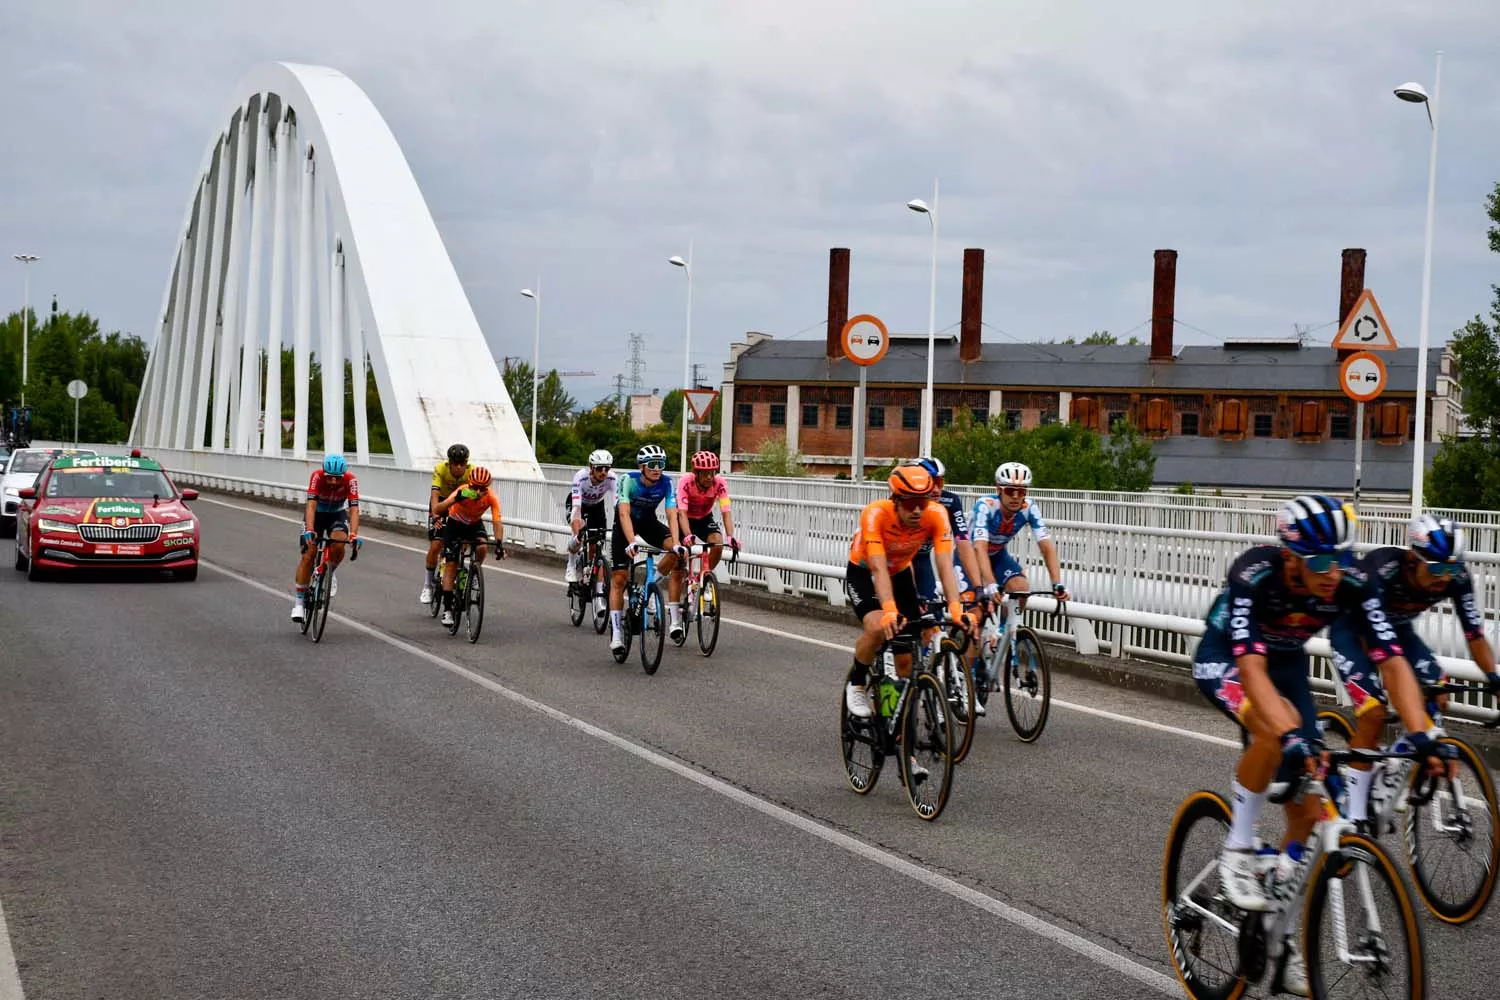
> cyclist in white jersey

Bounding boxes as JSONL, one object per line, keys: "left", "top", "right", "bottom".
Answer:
{"left": 566, "top": 449, "right": 618, "bottom": 585}
{"left": 971, "top": 461, "right": 1069, "bottom": 609}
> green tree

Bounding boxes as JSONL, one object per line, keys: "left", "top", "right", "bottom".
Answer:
{"left": 932, "top": 409, "right": 1155, "bottom": 491}
{"left": 1428, "top": 182, "right": 1500, "bottom": 509}
{"left": 0, "top": 307, "right": 148, "bottom": 442}
{"left": 743, "top": 437, "right": 806, "bottom": 477}
{"left": 502, "top": 360, "right": 577, "bottom": 430}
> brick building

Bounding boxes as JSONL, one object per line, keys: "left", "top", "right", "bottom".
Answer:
{"left": 717, "top": 248, "right": 1462, "bottom": 491}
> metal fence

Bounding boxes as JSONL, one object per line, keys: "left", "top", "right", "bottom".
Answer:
{"left": 149, "top": 448, "right": 1500, "bottom": 724}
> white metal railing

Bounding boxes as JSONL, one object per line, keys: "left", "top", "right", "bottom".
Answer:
{"left": 154, "top": 449, "right": 1500, "bottom": 724}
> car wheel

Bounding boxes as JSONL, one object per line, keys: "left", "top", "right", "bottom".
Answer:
{"left": 13, "top": 539, "right": 27, "bottom": 571}
{"left": 176, "top": 565, "right": 198, "bottom": 582}
{"left": 25, "top": 547, "right": 43, "bottom": 581}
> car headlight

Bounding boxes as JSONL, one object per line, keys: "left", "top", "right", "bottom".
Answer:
{"left": 2, "top": 488, "right": 17, "bottom": 499}
{"left": 37, "top": 518, "right": 78, "bottom": 534}
{"left": 162, "top": 520, "right": 196, "bottom": 534}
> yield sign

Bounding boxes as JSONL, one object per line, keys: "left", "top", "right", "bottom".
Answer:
{"left": 682, "top": 388, "right": 719, "bottom": 422}
{"left": 1331, "top": 289, "right": 1398, "bottom": 351}
{"left": 280, "top": 419, "right": 295, "bottom": 433}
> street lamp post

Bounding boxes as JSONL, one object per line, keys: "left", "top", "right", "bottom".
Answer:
{"left": 520, "top": 282, "right": 541, "bottom": 450}
{"left": 907, "top": 180, "right": 939, "bottom": 457}
{"left": 669, "top": 243, "right": 693, "bottom": 474}
{"left": 13, "top": 254, "right": 39, "bottom": 407}
{"left": 1395, "top": 52, "right": 1442, "bottom": 517}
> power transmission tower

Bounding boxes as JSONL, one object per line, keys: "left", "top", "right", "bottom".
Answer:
{"left": 627, "top": 332, "right": 646, "bottom": 391}
{"left": 691, "top": 362, "right": 706, "bottom": 388}
{"left": 613, "top": 373, "right": 627, "bottom": 406}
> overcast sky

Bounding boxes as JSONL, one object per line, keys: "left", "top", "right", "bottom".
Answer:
{"left": 2, "top": 1, "right": 1498, "bottom": 407}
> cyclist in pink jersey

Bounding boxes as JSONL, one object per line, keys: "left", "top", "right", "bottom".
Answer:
{"left": 676, "top": 451, "right": 738, "bottom": 579}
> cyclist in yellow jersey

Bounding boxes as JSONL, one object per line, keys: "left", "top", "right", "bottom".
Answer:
{"left": 420, "top": 443, "right": 472, "bottom": 604}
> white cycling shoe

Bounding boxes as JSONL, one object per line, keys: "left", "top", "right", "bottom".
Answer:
{"left": 1218, "top": 846, "right": 1271, "bottom": 912}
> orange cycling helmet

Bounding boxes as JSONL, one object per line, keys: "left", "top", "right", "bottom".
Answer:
{"left": 888, "top": 464, "right": 936, "bottom": 498}
{"left": 467, "top": 466, "right": 492, "bottom": 487}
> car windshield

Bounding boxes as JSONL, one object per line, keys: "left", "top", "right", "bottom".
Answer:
{"left": 10, "top": 451, "right": 61, "bottom": 473}
{"left": 45, "top": 468, "right": 177, "bottom": 499}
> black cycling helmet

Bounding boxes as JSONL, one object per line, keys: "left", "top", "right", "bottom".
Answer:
{"left": 447, "top": 443, "right": 470, "bottom": 464}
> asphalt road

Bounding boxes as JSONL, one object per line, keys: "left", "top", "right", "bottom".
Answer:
{"left": 1, "top": 494, "right": 1496, "bottom": 999}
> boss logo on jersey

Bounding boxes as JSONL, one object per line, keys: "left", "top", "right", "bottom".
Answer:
{"left": 1460, "top": 594, "right": 1478, "bottom": 619}
{"left": 1229, "top": 596, "right": 1253, "bottom": 641}
{"left": 1193, "top": 659, "right": 1231, "bottom": 681}
{"left": 1361, "top": 597, "right": 1398, "bottom": 642}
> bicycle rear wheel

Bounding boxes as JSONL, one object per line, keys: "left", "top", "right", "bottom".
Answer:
{"left": 300, "top": 572, "right": 316, "bottom": 635}
{"left": 939, "top": 639, "right": 976, "bottom": 764}
{"left": 899, "top": 671, "right": 954, "bottom": 821}
{"left": 428, "top": 565, "right": 443, "bottom": 618}
{"left": 1161, "top": 790, "right": 1245, "bottom": 1000}
{"left": 465, "top": 559, "right": 486, "bottom": 643}
{"left": 447, "top": 563, "right": 466, "bottom": 635}
{"left": 839, "top": 664, "right": 883, "bottom": 794}
{"left": 310, "top": 569, "right": 333, "bottom": 643}
{"left": 1004, "top": 627, "right": 1051, "bottom": 742}
{"left": 1403, "top": 735, "right": 1499, "bottom": 925}
{"left": 696, "top": 572, "right": 720, "bottom": 656}
{"left": 1305, "top": 832, "right": 1425, "bottom": 999}
{"left": 641, "top": 582, "right": 666, "bottom": 674}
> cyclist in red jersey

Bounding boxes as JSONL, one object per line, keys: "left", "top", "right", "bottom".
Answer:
{"left": 292, "top": 453, "right": 361, "bottom": 622}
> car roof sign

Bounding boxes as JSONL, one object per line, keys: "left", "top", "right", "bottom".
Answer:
{"left": 51, "top": 454, "right": 162, "bottom": 472}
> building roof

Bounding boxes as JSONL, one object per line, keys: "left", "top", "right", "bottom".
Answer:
{"left": 731, "top": 339, "right": 1443, "bottom": 394}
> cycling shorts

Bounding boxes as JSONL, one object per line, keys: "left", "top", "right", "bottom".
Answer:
{"left": 1329, "top": 619, "right": 1442, "bottom": 718}
{"left": 844, "top": 562, "right": 922, "bottom": 624}
{"left": 441, "top": 517, "right": 489, "bottom": 558}
{"left": 911, "top": 549, "right": 973, "bottom": 603}
{"left": 687, "top": 514, "right": 723, "bottom": 540}
{"left": 987, "top": 549, "right": 1026, "bottom": 589}
{"left": 612, "top": 516, "right": 671, "bottom": 571}
{"left": 574, "top": 501, "right": 610, "bottom": 535}
{"left": 1193, "top": 628, "right": 1320, "bottom": 753}
{"left": 313, "top": 510, "right": 350, "bottom": 538}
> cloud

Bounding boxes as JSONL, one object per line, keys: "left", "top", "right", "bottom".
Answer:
{"left": 2, "top": 0, "right": 1498, "bottom": 410}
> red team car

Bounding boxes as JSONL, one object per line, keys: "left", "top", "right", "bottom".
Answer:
{"left": 13, "top": 453, "right": 201, "bottom": 580}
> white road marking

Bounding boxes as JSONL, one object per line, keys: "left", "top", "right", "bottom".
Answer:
{"left": 201, "top": 495, "right": 1238, "bottom": 748}
{"left": 201, "top": 555, "right": 1178, "bottom": 993}
{"left": 0, "top": 896, "right": 26, "bottom": 1000}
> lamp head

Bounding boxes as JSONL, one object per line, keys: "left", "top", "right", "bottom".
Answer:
{"left": 1394, "top": 82, "right": 1430, "bottom": 103}
{"left": 519, "top": 288, "right": 536, "bottom": 299}
{"left": 668, "top": 256, "right": 687, "bottom": 268}
{"left": 906, "top": 199, "right": 931, "bottom": 214}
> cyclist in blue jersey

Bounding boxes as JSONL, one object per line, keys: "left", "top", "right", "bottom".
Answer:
{"left": 909, "top": 457, "right": 983, "bottom": 613}
{"left": 609, "top": 444, "right": 687, "bottom": 653}
{"left": 971, "top": 462, "right": 1069, "bottom": 610}
{"left": 1328, "top": 514, "right": 1500, "bottom": 827}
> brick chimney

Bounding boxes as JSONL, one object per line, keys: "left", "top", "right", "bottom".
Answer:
{"left": 960, "top": 248, "right": 983, "bottom": 362}
{"left": 1151, "top": 249, "right": 1177, "bottom": 362}
{"left": 1337, "top": 248, "right": 1366, "bottom": 360}
{"left": 827, "top": 247, "right": 850, "bottom": 360}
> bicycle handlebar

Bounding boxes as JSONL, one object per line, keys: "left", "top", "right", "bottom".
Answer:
{"left": 1421, "top": 680, "right": 1500, "bottom": 728}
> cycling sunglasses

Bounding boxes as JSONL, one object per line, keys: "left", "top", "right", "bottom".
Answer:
{"left": 1297, "top": 551, "right": 1341, "bottom": 574}
{"left": 642, "top": 460, "right": 666, "bottom": 470}
{"left": 894, "top": 496, "right": 931, "bottom": 512}
{"left": 1424, "top": 561, "right": 1462, "bottom": 578}
{"left": 1001, "top": 487, "right": 1028, "bottom": 498}
{"left": 590, "top": 464, "right": 611, "bottom": 472}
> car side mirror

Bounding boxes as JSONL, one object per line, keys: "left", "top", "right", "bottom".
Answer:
{"left": 18, "top": 487, "right": 36, "bottom": 500}
{"left": 179, "top": 489, "right": 199, "bottom": 502}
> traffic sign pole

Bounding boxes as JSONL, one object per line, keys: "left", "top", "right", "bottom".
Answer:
{"left": 840, "top": 313, "right": 890, "bottom": 484}
{"left": 854, "top": 366, "right": 867, "bottom": 483}
{"left": 1353, "top": 401, "right": 1365, "bottom": 510}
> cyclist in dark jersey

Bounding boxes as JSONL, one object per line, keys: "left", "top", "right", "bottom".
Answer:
{"left": 908, "top": 457, "right": 982, "bottom": 611}
{"left": 1193, "top": 495, "right": 1446, "bottom": 936}
{"left": 1329, "top": 514, "right": 1500, "bottom": 826}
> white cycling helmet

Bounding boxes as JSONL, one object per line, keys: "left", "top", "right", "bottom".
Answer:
{"left": 994, "top": 461, "right": 1032, "bottom": 488}
{"left": 636, "top": 444, "right": 668, "bottom": 464}
{"left": 587, "top": 449, "right": 613, "bottom": 468}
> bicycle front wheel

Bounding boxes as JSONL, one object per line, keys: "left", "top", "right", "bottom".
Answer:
{"left": 899, "top": 671, "right": 954, "bottom": 821}
{"left": 591, "top": 556, "right": 610, "bottom": 634}
{"left": 465, "top": 560, "right": 486, "bottom": 643}
{"left": 1403, "top": 735, "right": 1499, "bottom": 925}
{"left": 1305, "top": 832, "right": 1425, "bottom": 1000}
{"left": 697, "top": 572, "right": 720, "bottom": 657}
{"left": 1004, "top": 627, "right": 1051, "bottom": 742}
{"left": 310, "top": 571, "right": 333, "bottom": 643}
{"left": 1161, "top": 790, "right": 1246, "bottom": 1000}
{"left": 569, "top": 556, "right": 586, "bottom": 627}
{"left": 839, "top": 664, "right": 882, "bottom": 795}
{"left": 640, "top": 582, "right": 666, "bottom": 674}
{"left": 938, "top": 639, "right": 977, "bottom": 764}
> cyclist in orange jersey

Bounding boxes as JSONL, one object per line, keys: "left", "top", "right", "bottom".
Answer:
{"left": 432, "top": 466, "right": 505, "bottom": 627}
{"left": 843, "top": 464, "right": 976, "bottom": 720}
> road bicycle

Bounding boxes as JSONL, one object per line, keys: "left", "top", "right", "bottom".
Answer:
{"left": 440, "top": 534, "right": 493, "bottom": 643}
{"left": 674, "top": 539, "right": 738, "bottom": 657}
{"left": 972, "top": 590, "right": 1059, "bottom": 743}
{"left": 839, "top": 613, "right": 957, "bottom": 821}
{"left": 920, "top": 602, "right": 981, "bottom": 765}
{"left": 1316, "top": 678, "right": 1500, "bottom": 926}
{"left": 299, "top": 528, "right": 358, "bottom": 643}
{"left": 1163, "top": 745, "right": 1434, "bottom": 999}
{"left": 612, "top": 543, "right": 669, "bottom": 674}
{"left": 567, "top": 526, "right": 610, "bottom": 634}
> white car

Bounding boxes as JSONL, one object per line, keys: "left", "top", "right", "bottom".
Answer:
{"left": 1, "top": 447, "right": 96, "bottom": 537}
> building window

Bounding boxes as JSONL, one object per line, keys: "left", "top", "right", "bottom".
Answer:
{"left": 1330, "top": 413, "right": 1351, "bottom": 440}
{"left": 736, "top": 403, "right": 753, "bottom": 425}
{"left": 936, "top": 407, "right": 953, "bottom": 428}
{"left": 902, "top": 406, "right": 920, "bottom": 430}
{"left": 1179, "top": 412, "right": 1200, "bottom": 436}
{"left": 1253, "top": 413, "right": 1274, "bottom": 437}
{"left": 971, "top": 409, "right": 988, "bottom": 425}
{"left": 835, "top": 405, "right": 852, "bottom": 429}
{"left": 1106, "top": 411, "right": 1125, "bottom": 433}
{"left": 1006, "top": 410, "right": 1022, "bottom": 430}
{"left": 802, "top": 403, "right": 819, "bottom": 427}
{"left": 868, "top": 407, "right": 885, "bottom": 429}
{"left": 769, "top": 403, "right": 786, "bottom": 426}
{"left": 1040, "top": 410, "right": 1059, "bottom": 426}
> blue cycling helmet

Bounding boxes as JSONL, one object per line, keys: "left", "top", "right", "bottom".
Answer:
{"left": 916, "top": 456, "right": 946, "bottom": 480}
{"left": 1408, "top": 514, "right": 1466, "bottom": 563}
{"left": 322, "top": 453, "right": 347, "bottom": 476}
{"left": 1276, "top": 494, "right": 1354, "bottom": 555}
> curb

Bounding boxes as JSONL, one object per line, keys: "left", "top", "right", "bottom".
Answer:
{"left": 193, "top": 485, "right": 1500, "bottom": 767}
